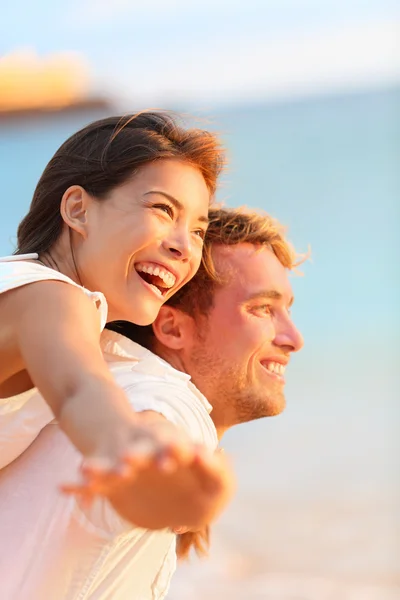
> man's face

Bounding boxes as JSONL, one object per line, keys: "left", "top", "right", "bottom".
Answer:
{"left": 185, "top": 243, "right": 304, "bottom": 430}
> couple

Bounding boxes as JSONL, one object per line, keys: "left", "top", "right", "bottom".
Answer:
{"left": 0, "top": 113, "right": 303, "bottom": 599}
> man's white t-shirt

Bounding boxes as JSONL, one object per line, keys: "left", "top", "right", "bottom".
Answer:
{"left": 0, "top": 256, "right": 218, "bottom": 600}
{"left": 0, "top": 330, "right": 218, "bottom": 600}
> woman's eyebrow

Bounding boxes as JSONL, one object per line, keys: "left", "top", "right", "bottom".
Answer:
{"left": 144, "top": 190, "right": 209, "bottom": 224}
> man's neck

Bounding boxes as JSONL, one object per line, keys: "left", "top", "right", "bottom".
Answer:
{"left": 154, "top": 343, "right": 228, "bottom": 441}
{"left": 153, "top": 344, "right": 188, "bottom": 377}
{"left": 105, "top": 328, "right": 230, "bottom": 440}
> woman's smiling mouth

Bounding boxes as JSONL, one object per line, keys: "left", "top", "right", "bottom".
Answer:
{"left": 135, "top": 262, "right": 177, "bottom": 297}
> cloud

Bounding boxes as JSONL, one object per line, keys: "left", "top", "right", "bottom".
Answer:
{"left": 72, "top": 0, "right": 261, "bottom": 25}
{"left": 69, "top": 0, "right": 400, "bottom": 32}
{"left": 97, "top": 18, "right": 400, "bottom": 105}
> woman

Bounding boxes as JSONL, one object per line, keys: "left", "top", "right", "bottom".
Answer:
{"left": 0, "top": 111, "right": 232, "bottom": 530}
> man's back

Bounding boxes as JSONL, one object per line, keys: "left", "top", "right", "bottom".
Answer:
{"left": 0, "top": 331, "right": 218, "bottom": 600}
{"left": 0, "top": 423, "right": 176, "bottom": 600}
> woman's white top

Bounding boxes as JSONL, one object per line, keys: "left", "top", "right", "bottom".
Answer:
{"left": 0, "top": 255, "right": 218, "bottom": 599}
{"left": 0, "top": 253, "right": 108, "bottom": 468}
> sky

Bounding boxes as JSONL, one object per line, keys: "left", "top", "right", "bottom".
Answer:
{"left": 1, "top": 0, "right": 399, "bottom": 106}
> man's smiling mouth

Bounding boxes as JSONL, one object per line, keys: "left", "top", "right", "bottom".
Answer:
{"left": 261, "top": 361, "right": 286, "bottom": 376}
{"left": 260, "top": 359, "right": 287, "bottom": 382}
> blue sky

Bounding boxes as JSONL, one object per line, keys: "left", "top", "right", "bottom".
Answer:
{"left": 1, "top": 0, "right": 399, "bottom": 105}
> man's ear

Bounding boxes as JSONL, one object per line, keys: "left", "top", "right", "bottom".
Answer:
{"left": 152, "top": 306, "right": 195, "bottom": 350}
{"left": 60, "top": 185, "right": 91, "bottom": 238}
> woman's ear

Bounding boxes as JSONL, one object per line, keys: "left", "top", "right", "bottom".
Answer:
{"left": 60, "top": 185, "right": 90, "bottom": 238}
{"left": 152, "top": 306, "right": 195, "bottom": 350}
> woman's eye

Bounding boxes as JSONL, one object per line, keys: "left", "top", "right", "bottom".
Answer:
{"left": 193, "top": 229, "right": 206, "bottom": 240}
{"left": 154, "top": 203, "right": 174, "bottom": 218}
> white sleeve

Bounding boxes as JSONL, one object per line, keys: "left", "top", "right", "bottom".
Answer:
{"left": 76, "top": 376, "right": 218, "bottom": 536}
{"left": 0, "top": 260, "right": 108, "bottom": 330}
{"left": 123, "top": 377, "right": 217, "bottom": 448}
{"left": 0, "top": 261, "right": 108, "bottom": 468}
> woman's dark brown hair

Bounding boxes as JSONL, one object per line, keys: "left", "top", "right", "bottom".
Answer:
{"left": 15, "top": 111, "right": 225, "bottom": 255}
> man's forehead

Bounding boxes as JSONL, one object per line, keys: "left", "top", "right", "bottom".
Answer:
{"left": 213, "top": 243, "right": 273, "bottom": 272}
{"left": 213, "top": 243, "right": 293, "bottom": 301}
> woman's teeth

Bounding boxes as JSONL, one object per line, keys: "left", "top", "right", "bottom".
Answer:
{"left": 135, "top": 263, "right": 176, "bottom": 288}
{"left": 147, "top": 282, "right": 163, "bottom": 297}
{"left": 135, "top": 262, "right": 178, "bottom": 298}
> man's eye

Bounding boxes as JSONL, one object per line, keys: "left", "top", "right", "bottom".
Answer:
{"left": 253, "top": 305, "right": 272, "bottom": 315}
{"left": 154, "top": 203, "right": 174, "bottom": 218}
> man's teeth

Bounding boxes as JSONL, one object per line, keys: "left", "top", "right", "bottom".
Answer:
{"left": 265, "top": 362, "right": 286, "bottom": 376}
{"left": 136, "top": 263, "right": 176, "bottom": 288}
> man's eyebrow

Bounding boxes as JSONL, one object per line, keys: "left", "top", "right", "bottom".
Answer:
{"left": 144, "top": 190, "right": 209, "bottom": 224}
{"left": 245, "top": 290, "right": 294, "bottom": 307}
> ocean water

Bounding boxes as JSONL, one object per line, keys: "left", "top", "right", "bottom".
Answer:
{"left": 1, "top": 87, "right": 399, "bottom": 599}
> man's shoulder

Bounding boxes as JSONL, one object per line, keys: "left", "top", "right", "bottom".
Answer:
{"left": 101, "top": 330, "right": 203, "bottom": 396}
{"left": 100, "top": 330, "right": 217, "bottom": 449}
{"left": 101, "top": 329, "right": 192, "bottom": 384}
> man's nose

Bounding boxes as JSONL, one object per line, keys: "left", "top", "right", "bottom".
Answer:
{"left": 274, "top": 318, "right": 304, "bottom": 353}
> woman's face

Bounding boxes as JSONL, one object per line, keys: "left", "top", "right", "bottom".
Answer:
{"left": 74, "top": 159, "right": 211, "bottom": 325}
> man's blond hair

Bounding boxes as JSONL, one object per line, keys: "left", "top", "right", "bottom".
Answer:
{"left": 167, "top": 206, "right": 302, "bottom": 316}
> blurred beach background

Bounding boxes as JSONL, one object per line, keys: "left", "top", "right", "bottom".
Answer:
{"left": 1, "top": 1, "right": 399, "bottom": 598}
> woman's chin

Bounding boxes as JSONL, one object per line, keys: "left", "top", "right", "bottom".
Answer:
{"left": 127, "top": 302, "right": 162, "bottom": 327}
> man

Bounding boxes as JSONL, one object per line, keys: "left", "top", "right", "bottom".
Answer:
{"left": 126, "top": 205, "right": 303, "bottom": 432}
{"left": 0, "top": 207, "right": 303, "bottom": 599}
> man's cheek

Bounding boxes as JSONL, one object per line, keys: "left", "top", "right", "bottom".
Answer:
{"left": 244, "top": 321, "right": 274, "bottom": 349}
{"left": 210, "top": 313, "right": 234, "bottom": 334}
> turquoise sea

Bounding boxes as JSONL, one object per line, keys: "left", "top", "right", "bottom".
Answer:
{"left": 1, "top": 86, "right": 399, "bottom": 599}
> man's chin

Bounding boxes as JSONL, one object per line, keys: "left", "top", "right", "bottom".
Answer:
{"left": 258, "top": 387, "right": 286, "bottom": 418}
{"left": 255, "top": 394, "right": 286, "bottom": 419}
{"left": 265, "top": 397, "right": 286, "bottom": 417}
{"left": 255, "top": 373, "right": 286, "bottom": 417}
{"left": 237, "top": 393, "right": 286, "bottom": 424}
